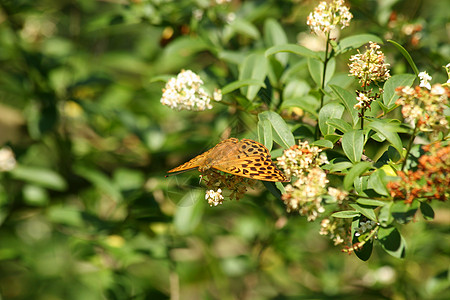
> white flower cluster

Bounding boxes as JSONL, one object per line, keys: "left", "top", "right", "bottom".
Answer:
{"left": 327, "top": 187, "right": 348, "bottom": 204}
{"left": 354, "top": 92, "right": 370, "bottom": 110}
{"left": 396, "top": 76, "right": 449, "bottom": 131}
{"left": 215, "top": 0, "right": 232, "bottom": 4}
{"left": 306, "top": 0, "right": 353, "bottom": 34}
{"left": 282, "top": 168, "right": 329, "bottom": 221}
{"left": 278, "top": 141, "right": 330, "bottom": 221}
{"left": 320, "top": 218, "right": 345, "bottom": 245}
{"left": 349, "top": 42, "right": 391, "bottom": 86}
{"left": 0, "top": 147, "right": 16, "bottom": 172}
{"left": 205, "top": 188, "right": 224, "bottom": 206}
{"left": 277, "top": 141, "right": 328, "bottom": 178}
{"left": 161, "top": 70, "right": 219, "bottom": 111}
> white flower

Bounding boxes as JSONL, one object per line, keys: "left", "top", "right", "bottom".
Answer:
{"left": 193, "top": 9, "right": 204, "bottom": 20}
{"left": 277, "top": 141, "right": 326, "bottom": 178}
{"left": 307, "top": 0, "right": 353, "bottom": 34}
{"left": 205, "top": 188, "right": 224, "bottom": 206}
{"left": 213, "top": 89, "right": 222, "bottom": 101}
{"left": 282, "top": 167, "right": 328, "bottom": 221}
{"left": 0, "top": 147, "right": 17, "bottom": 172}
{"left": 225, "top": 12, "right": 236, "bottom": 24}
{"left": 160, "top": 70, "right": 214, "bottom": 111}
{"left": 431, "top": 84, "right": 446, "bottom": 96}
{"left": 401, "top": 86, "right": 415, "bottom": 96}
{"left": 354, "top": 92, "right": 370, "bottom": 110}
{"left": 418, "top": 71, "right": 432, "bottom": 90}
{"left": 348, "top": 42, "right": 390, "bottom": 86}
{"left": 327, "top": 187, "right": 348, "bottom": 203}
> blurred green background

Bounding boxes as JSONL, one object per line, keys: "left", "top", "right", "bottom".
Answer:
{"left": 0, "top": 0, "right": 449, "bottom": 299}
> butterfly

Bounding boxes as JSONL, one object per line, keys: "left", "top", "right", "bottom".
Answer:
{"left": 166, "top": 138, "right": 288, "bottom": 182}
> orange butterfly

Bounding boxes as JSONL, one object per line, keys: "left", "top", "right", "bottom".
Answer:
{"left": 167, "top": 138, "right": 288, "bottom": 182}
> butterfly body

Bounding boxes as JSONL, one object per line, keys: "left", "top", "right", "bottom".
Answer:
{"left": 167, "top": 138, "right": 288, "bottom": 182}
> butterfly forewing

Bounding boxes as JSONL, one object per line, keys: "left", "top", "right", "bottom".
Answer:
{"left": 167, "top": 138, "right": 238, "bottom": 174}
{"left": 167, "top": 138, "right": 288, "bottom": 182}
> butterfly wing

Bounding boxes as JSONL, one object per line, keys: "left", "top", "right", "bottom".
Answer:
{"left": 166, "top": 138, "right": 239, "bottom": 176}
{"left": 212, "top": 139, "right": 288, "bottom": 182}
{"left": 166, "top": 153, "right": 205, "bottom": 175}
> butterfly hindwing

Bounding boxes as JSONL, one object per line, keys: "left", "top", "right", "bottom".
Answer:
{"left": 212, "top": 139, "right": 288, "bottom": 182}
{"left": 213, "top": 157, "right": 288, "bottom": 182}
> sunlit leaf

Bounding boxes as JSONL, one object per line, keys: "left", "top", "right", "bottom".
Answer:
{"left": 258, "top": 111, "right": 295, "bottom": 149}
{"left": 342, "top": 130, "right": 364, "bottom": 163}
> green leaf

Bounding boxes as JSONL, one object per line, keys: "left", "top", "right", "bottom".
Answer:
{"left": 324, "top": 161, "right": 353, "bottom": 172}
{"left": 353, "top": 176, "right": 369, "bottom": 196}
{"left": 308, "top": 57, "right": 335, "bottom": 86}
{"left": 73, "top": 165, "right": 122, "bottom": 202}
{"left": 335, "top": 34, "right": 384, "bottom": 55}
{"left": 324, "top": 134, "right": 341, "bottom": 144}
{"left": 48, "top": 206, "right": 83, "bottom": 227}
{"left": 355, "top": 240, "right": 373, "bottom": 261}
{"left": 311, "top": 139, "right": 333, "bottom": 148}
{"left": 157, "top": 37, "right": 210, "bottom": 71}
{"left": 367, "top": 169, "right": 389, "bottom": 196}
{"left": 383, "top": 74, "right": 416, "bottom": 109}
{"left": 318, "top": 102, "right": 345, "bottom": 136}
{"left": 222, "top": 79, "right": 267, "bottom": 95}
{"left": 113, "top": 168, "right": 145, "bottom": 191}
{"left": 357, "top": 199, "right": 389, "bottom": 206}
{"left": 332, "top": 210, "right": 361, "bottom": 218}
{"left": 388, "top": 40, "right": 419, "bottom": 75}
{"left": 10, "top": 166, "right": 67, "bottom": 191}
{"left": 267, "top": 56, "right": 286, "bottom": 87}
{"left": 218, "top": 50, "right": 247, "bottom": 65}
{"left": 326, "top": 118, "right": 353, "bottom": 133}
{"left": 281, "top": 95, "right": 320, "bottom": 117}
{"left": 390, "top": 201, "right": 419, "bottom": 224}
{"left": 378, "top": 226, "right": 406, "bottom": 258}
{"left": 280, "top": 60, "right": 308, "bottom": 84}
{"left": 342, "top": 130, "right": 364, "bottom": 163}
{"left": 349, "top": 203, "right": 377, "bottom": 221}
{"left": 149, "top": 74, "right": 173, "bottom": 83}
{"left": 258, "top": 111, "right": 295, "bottom": 149}
{"left": 329, "top": 85, "right": 359, "bottom": 126}
{"left": 229, "top": 18, "right": 260, "bottom": 40}
{"left": 343, "top": 162, "right": 372, "bottom": 190}
{"left": 352, "top": 218, "right": 373, "bottom": 261}
{"left": 257, "top": 119, "right": 273, "bottom": 151}
{"left": 23, "top": 184, "right": 49, "bottom": 206}
{"left": 174, "top": 190, "right": 204, "bottom": 235}
{"left": 264, "top": 18, "right": 288, "bottom": 66}
{"left": 378, "top": 202, "right": 394, "bottom": 226}
{"left": 265, "top": 43, "right": 320, "bottom": 59}
{"left": 367, "top": 120, "right": 404, "bottom": 157}
{"left": 420, "top": 202, "right": 435, "bottom": 220}
{"left": 283, "top": 80, "right": 311, "bottom": 100}
{"left": 239, "top": 52, "right": 268, "bottom": 101}
{"left": 263, "top": 181, "right": 284, "bottom": 200}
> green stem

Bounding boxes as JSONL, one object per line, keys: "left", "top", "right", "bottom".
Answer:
{"left": 360, "top": 108, "right": 365, "bottom": 130}
{"left": 315, "top": 31, "right": 331, "bottom": 140}
{"left": 401, "top": 121, "right": 419, "bottom": 171}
